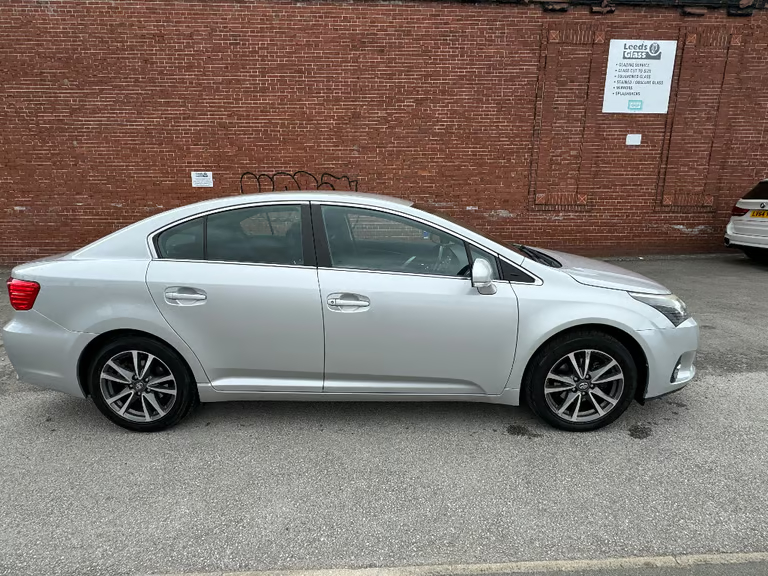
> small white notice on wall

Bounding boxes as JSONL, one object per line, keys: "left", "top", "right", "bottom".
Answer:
{"left": 602, "top": 40, "right": 677, "bottom": 114}
{"left": 626, "top": 134, "right": 642, "bottom": 146}
{"left": 191, "top": 171, "right": 213, "bottom": 187}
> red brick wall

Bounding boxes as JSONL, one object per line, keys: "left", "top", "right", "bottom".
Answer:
{"left": 1, "top": 0, "right": 767, "bottom": 263}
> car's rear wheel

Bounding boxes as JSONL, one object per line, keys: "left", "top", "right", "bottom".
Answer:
{"left": 525, "top": 331, "right": 637, "bottom": 432}
{"left": 88, "top": 337, "right": 197, "bottom": 432}
{"left": 742, "top": 247, "right": 768, "bottom": 264}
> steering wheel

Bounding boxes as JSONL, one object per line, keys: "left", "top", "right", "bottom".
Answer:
{"left": 433, "top": 245, "right": 461, "bottom": 274}
{"left": 401, "top": 255, "right": 430, "bottom": 271}
{"left": 401, "top": 246, "right": 462, "bottom": 274}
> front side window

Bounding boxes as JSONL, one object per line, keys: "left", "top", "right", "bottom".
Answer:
{"left": 468, "top": 245, "right": 500, "bottom": 280}
{"left": 156, "top": 205, "right": 304, "bottom": 265}
{"left": 321, "top": 205, "right": 471, "bottom": 277}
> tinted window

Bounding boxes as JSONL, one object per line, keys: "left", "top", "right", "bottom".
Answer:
{"left": 206, "top": 205, "right": 303, "bottom": 265}
{"left": 322, "top": 206, "right": 470, "bottom": 276}
{"left": 156, "top": 217, "right": 204, "bottom": 260}
{"left": 744, "top": 181, "right": 768, "bottom": 200}
{"left": 500, "top": 259, "right": 536, "bottom": 283}
{"left": 412, "top": 202, "right": 526, "bottom": 259}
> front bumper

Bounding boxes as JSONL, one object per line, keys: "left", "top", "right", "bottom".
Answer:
{"left": 2, "top": 311, "right": 95, "bottom": 398}
{"left": 638, "top": 317, "right": 699, "bottom": 399}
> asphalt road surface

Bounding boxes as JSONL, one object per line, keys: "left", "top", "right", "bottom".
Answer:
{"left": 1, "top": 254, "right": 767, "bottom": 576}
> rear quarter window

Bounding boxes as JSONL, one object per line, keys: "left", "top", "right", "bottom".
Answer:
{"left": 156, "top": 218, "right": 204, "bottom": 260}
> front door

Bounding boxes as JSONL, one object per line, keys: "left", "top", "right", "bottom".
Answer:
{"left": 314, "top": 203, "right": 519, "bottom": 395}
{"left": 146, "top": 203, "right": 324, "bottom": 392}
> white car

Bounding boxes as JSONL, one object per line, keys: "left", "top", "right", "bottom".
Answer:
{"left": 3, "top": 192, "right": 698, "bottom": 432}
{"left": 725, "top": 180, "right": 768, "bottom": 263}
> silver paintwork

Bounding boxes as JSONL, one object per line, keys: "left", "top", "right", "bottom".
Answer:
{"left": 534, "top": 248, "right": 671, "bottom": 294}
{"left": 317, "top": 268, "right": 517, "bottom": 395}
{"left": 2, "top": 191, "right": 699, "bottom": 419}
{"left": 146, "top": 260, "right": 325, "bottom": 392}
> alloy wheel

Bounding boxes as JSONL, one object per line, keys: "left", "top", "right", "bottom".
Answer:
{"left": 543, "top": 349, "right": 624, "bottom": 423}
{"left": 99, "top": 350, "right": 178, "bottom": 423}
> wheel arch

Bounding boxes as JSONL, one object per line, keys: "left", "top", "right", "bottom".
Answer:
{"left": 77, "top": 329, "right": 198, "bottom": 398}
{"left": 520, "top": 323, "right": 649, "bottom": 405}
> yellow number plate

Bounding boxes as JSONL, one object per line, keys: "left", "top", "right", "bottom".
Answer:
{"left": 751, "top": 210, "right": 768, "bottom": 218}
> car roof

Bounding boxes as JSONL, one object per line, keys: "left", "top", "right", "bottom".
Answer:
{"left": 235, "top": 191, "right": 412, "bottom": 206}
{"left": 200, "top": 191, "right": 412, "bottom": 210}
{"left": 156, "top": 191, "right": 413, "bottom": 221}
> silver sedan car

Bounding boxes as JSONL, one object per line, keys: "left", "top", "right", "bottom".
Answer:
{"left": 3, "top": 192, "right": 698, "bottom": 432}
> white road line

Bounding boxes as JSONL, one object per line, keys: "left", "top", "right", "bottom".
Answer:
{"left": 149, "top": 551, "right": 768, "bottom": 576}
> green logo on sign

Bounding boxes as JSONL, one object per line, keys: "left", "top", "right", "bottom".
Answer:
{"left": 628, "top": 100, "right": 643, "bottom": 111}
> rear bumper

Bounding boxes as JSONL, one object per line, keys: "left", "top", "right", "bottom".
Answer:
{"left": 724, "top": 226, "right": 768, "bottom": 249}
{"left": 2, "top": 311, "right": 95, "bottom": 398}
{"left": 638, "top": 317, "right": 699, "bottom": 399}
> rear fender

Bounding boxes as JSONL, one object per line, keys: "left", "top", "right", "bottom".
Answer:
{"left": 9, "top": 259, "right": 209, "bottom": 384}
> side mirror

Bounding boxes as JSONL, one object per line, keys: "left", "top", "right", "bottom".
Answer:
{"left": 471, "top": 258, "right": 497, "bottom": 295}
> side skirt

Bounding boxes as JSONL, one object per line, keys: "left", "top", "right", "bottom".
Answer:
{"left": 197, "top": 383, "right": 519, "bottom": 406}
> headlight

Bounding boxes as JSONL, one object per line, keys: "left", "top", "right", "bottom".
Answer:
{"left": 629, "top": 292, "right": 690, "bottom": 327}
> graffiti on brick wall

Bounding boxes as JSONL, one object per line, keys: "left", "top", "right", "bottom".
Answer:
{"left": 240, "top": 171, "right": 359, "bottom": 195}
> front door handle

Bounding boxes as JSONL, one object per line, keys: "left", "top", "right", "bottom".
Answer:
{"left": 327, "top": 293, "right": 370, "bottom": 311}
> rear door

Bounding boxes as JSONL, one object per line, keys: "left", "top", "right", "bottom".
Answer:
{"left": 314, "top": 203, "right": 519, "bottom": 396}
{"left": 146, "top": 203, "right": 324, "bottom": 392}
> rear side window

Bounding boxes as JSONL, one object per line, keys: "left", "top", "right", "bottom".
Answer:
{"left": 155, "top": 205, "right": 304, "bottom": 265}
{"left": 207, "top": 205, "right": 303, "bottom": 265}
{"left": 156, "top": 217, "right": 204, "bottom": 260}
{"left": 744, "top": 181, "right": 768, "bottom": 200}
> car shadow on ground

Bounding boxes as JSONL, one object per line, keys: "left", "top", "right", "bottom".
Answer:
{"left": 184, "top": 394, "right": 689, "bottom": 435}
{"left": 13, "top": 386, "right": 695, "bottom": 444}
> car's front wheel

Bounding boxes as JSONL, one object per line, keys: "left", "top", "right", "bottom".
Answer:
{"left": 88, "top": 336, "right": 197, "bottom": 432}
{"left": 525, "top": 331, "right": 637, "bottom": 431}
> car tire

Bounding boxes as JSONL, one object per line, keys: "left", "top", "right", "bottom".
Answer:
{"left": 88, "top": 336, "right": 197, "bottom": 432}
{"left": 742, "top": 247, "right": 768, "bottom": 264}
{"left": 524, "top": 330, "right": 637, "bottom": 432}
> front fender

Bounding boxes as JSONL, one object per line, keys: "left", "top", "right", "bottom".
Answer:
{"left": 505, "top": 278, "right": 656, "bottom": 400}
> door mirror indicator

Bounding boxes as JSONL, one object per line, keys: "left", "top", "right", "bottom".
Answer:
{"left": 471, "top": 258, "right": 497, "bottom": 295}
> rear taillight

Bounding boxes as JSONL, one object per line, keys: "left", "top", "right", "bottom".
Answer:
{"left": 7, "top": 278, "right": 40, "bottom": 311}
{"left": 731, "top": 205, "right": 750, "bottom": 217}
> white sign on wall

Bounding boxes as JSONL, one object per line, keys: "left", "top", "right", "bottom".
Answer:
{"left": 191, "top": 171, "right": 213, "bottom": 187}
{"left": 602, "top": 40, "right": 677, "bottom": 114}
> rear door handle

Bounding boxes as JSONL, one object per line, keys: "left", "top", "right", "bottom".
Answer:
{"left": 328, "top": 298, "right": 369, "bottom": 307}
{"left": 166, "top": 292, "right": 206, "bottom": 301}
{"left": 164, "top": 287, "right": 207, "bottom": 305}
